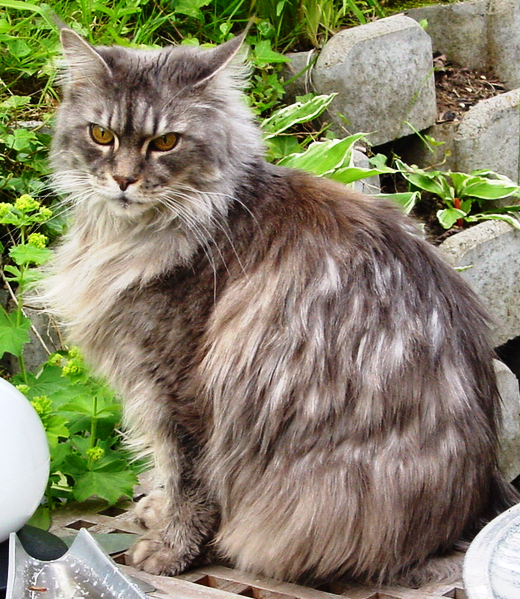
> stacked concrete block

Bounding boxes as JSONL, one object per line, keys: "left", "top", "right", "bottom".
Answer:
{"left": 406, "top": 1, "right": 489, "bottom": 70}
{"left": 311, "top": 15, "right": 437, "bottom": 146}
{"left": 440, "top": 220, "right": 520, "bottom": 346}
{"left": 455, "top": 89, "right": 520, "bottom": 181}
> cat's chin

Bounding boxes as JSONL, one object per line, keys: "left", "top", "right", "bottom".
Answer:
{"left": 106, "top": 195, "right": 151, "bottom": 219}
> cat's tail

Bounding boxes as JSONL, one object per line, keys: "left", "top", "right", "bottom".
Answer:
{"left": 393, "top": 471, "right": 519, "bottom": 589}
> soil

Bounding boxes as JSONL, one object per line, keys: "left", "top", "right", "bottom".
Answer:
{"left": 382, "top": 55, "right": 508, "bottom": 245}
{"left": 433, "top": 53, "right": 506, "bottom": 124}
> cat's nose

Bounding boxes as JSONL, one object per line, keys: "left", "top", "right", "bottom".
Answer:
{"left": 113, "top": 175, "right": 138, "bottom": 191}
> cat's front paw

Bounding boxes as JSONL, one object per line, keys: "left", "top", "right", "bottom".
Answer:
{"left": 127, "top": 530, "right": 203, "bottom": 576}
{"left": 134, "top": 488, "right": 168, "bottom": 530}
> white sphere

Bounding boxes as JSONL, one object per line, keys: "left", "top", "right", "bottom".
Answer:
{"left": 0, "top": 378, "right": 50, "bottom": 543}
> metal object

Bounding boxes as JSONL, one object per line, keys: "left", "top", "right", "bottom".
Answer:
{"left": 6, "top": 528, "right": 147, "bottom": 598}
{"left": 464, "top": 502, "right": 520, "bottom": 599}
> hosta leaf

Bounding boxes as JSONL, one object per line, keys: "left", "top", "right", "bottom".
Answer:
{"left": 262, "top": 94, "right": 336, "bottom": 138}
{"left": 437, "top": 207, "right": 466, "bottom": 229}
{"left": 377, "top": 191, "right": 420, "bottom": 215}
{"left": 278, "top": 134, "right": 366, "bottom": 175}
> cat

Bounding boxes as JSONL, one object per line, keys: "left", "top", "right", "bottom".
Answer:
{"left": 43, "top": 27, "right": 518, "bottom": 586}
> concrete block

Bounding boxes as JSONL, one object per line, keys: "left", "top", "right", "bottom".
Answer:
{"left": 282, "top": 51, "right": 317, "bottom": 100}
{"left": 312, "top": 15, "right": 437, "bottom": 146}
{"left": 495, "top": 359, "right": 520, "bottom": 482}
{"left": 488, "top": 0, "right": 520, "bottom": 90}
{"left": 406, "top": 1, "right": 489, "bottom": 70}
{"left": 439, "top": 220, "right": 520, "bottom": 346}
{"left": 352, "top": 148, "right": 380, "bottom": 195}
{"left": 454, "top": 89, "right": 519, "bottom": 182}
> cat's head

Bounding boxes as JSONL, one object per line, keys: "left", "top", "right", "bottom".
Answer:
{"left": 52, "top": 29, "right": 263, "bottom": 223}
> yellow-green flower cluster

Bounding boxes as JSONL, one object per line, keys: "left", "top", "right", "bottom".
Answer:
{"left": 28, "top": 233, "right": 48, "bottom": 248}
{"left": 86, "top": 446, "right": 105, "bottom": 461}
{"left": 0, "top": 202, "right": 13, "bottom": 218}
{"left": 14, "top": 194, "right": 40, "bottom": 213}
{"left": 15, "top": 383, "right": 30, "bottom": 396}
{"left": 31, "top": 396, "right": 52, "bottom": 417}
{"left": 48, "top": 353, "right": 64, "bottom": 367}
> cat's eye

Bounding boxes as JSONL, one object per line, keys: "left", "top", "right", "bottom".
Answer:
{"left": 90, "top": 124, "right": 115, "bottom": 145}
{"left": 149, "top": 132, "right": 178, "bottom": 152}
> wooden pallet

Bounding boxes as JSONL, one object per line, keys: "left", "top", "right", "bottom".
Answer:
{"left": 50, "top": 497, "right": 466, "bottom": 599}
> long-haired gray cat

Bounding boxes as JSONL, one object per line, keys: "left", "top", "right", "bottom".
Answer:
{"left": 44, "top": 28, "right": 518, "bottom": 586}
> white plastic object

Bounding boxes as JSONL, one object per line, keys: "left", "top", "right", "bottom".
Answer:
{"left": 0, "top": 378, "right": 49, "bottom": 543}
{"left": 463, "top": 502, "right": 520, "bottom": 599}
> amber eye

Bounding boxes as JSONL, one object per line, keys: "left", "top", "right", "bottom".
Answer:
{"left": 90, "top": 124, "right": 115, "bottom": 145}
{"left": 149, "top": 132, "right": 178, "bottom": 152}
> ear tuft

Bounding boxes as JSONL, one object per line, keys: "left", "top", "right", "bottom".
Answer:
{"left": 191, "top": 31, "right": 249, "bottom": 88}
{"left": 59, "top": 29, "right": 112, "bottom": 87}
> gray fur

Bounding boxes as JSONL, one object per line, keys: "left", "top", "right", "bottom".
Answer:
{"left": 43, "top": 29, "right": 518, "bottom": 586}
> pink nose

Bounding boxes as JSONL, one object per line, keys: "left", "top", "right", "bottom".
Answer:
{"left": 113, "top": 176, "right": 137, "bottom": 191}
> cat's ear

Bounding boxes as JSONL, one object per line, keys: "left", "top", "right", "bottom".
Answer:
{"left": 190, "top": 30, "right": 249, "bottom": 89}
{"left": 59, "top": 29, "right": 112, "bottom": 87}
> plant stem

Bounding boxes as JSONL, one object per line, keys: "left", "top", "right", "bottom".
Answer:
{"left": 87, "top": 395, "right": 99, "bottom": 469}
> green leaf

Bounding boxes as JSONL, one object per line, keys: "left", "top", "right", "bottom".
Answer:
{"left": 278, "top": 134, "right": 367, "bottom": 176}
{"left": 171, "top": 0, "right": 212, "bottom": 18}
{"left": 437, "top": 207, "right": 466, "bottom": 229}
{"left": 262, "top": 94, "right": 336, "bottom": 138}
{"left": 253, "top": 39, "right": 290, "bottom": 67}
{"left": 72, "top": 470, "right": 137, "bottom": 504}
{"left": 465, "top": 213, "right": 520, "bottom": 229}
{"left": 9, "top": 243, "right": 52, "bottom": 266}
{"left": 0, "top": 309, "right": 31, "bottom": 358}
{"left": 0, "top": 95, "right": 31, "bottom": 110}
{"left": 330, "top": 165, "right": 394, "bottom": 185}
{"left": 376, "top": 191, "right": 421, "bottom": 215}
{"left": 460, "top": 177, "right": 520, "bottom": 200}
{"left": 44, "top": 414, "right": 70, "bottom": 448}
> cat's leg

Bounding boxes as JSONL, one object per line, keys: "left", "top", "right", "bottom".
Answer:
{"left": 128, "top": 437, "right": 219, "bottom": 576}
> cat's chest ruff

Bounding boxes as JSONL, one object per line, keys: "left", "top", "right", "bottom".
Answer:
{"left": 45, "top": 221, "right": 197, "bottom": 340}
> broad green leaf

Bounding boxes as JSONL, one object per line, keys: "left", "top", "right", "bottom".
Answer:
{"left": 9, "top": 243, "right": 52, "bottom": 266}
{"left": 278, "top": 134, "right": 366, "bottom": 175}
{"left": 460, "top": 177, "right": 520, "bottom": 200}
{"left": 266, "top": 135, "right": 301, "bottom": 160}
{"left": 262, "top": 94, "right": 336, "bottom": 138}
{"left": 437, "top": 207, "right": 466, "bottom": 229}
{"left": 253, "top": 39, "right": 290, "bottom": 67}
{"left": 0, "top": 309, "right": 31, "bottom": 357}
{"left": 44, "top": 414, "right": 71, "bottom": 448}
{"left": 72, "top": 470, "right": 137, "bottom": 504}
{"left": 171, "top": 0, "right": 212, "bottom": 19}
{"left": 0, "top": 95, "right": 31, "bottom": 110}
{"left": 465, "top": 213, "right": 520, "bottom": 230}
{"left": 376, "top": 191, "right": 420, "bottom": 215}
{"left": 330, "top": 165, "right": 395, "bottom": 185}
{"left": 26, "top": 506, "right": 52, "bottom": 531}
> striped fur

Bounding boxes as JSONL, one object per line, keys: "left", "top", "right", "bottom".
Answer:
{"left": 43, "top": 29, "right": 518, "bottom": 586}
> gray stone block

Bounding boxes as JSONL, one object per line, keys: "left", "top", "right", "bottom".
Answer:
{"left": 439, "top": 220, "right": 520, "bottom": 346}
{"left": 495, "top": 359, "right": 520, "bottom": 482}
{"left": 488, "top": 0, "right": 520, "bottom": 90}
{"left": 454, "top": 89, "right": 519, "bottom": 182}
{"left": 282, "top": 51, "right": 317, "bottom": 100}
{"left": 312, "top": 15, "right": 437, "bottom": 146}
{"left": 406, "top": 1, "right": 489, "bottom": 70}
{"left": 352, "top": 148, "right": 380, "bottom": 195}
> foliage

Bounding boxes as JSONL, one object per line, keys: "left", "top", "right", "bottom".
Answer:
{"left": 396, "top": 160, "right": 520, "bottom": 229}
{"left": 2, "top": 0, "right": 520, "bottom": 519}
{"left": 0, "top": 192, "right": 139, "bottom": 512}
{"left": 20, "top": 350, "right": 139, "bottom": 511}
